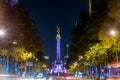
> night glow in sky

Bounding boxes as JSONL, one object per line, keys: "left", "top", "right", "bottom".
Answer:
{"left": 22, "top": 0, "right": 88, "bottom": 60}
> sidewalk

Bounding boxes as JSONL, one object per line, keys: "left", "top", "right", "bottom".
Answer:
{"left": 0, "top": 74, "right": 17, "bottom": 80}
{"left": 0, "top": 77, "right": 17, "bottom": 80}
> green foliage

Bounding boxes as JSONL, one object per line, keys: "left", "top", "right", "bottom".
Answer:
{"left": 34, "top": 62, "right": 44, "bottom": 72}
{"left": 0, "top": 2, "right": 44, "bottom": 63}
{"left": 85, "top": 43, "right": 108, "bottom": 64}
{"left": 69, "top": 62, "right": 78, "bottom": 72}
{"left": 69, "top": 0, "right": 114, "bottom": 69}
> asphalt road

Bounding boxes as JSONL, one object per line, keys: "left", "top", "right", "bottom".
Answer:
{"left": 0, "top": 74, "right": 85, "bottom": 80}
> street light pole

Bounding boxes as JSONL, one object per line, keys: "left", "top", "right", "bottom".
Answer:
{"left": 116, "top": 50, "right": 118, "bottom": 65}
{"left": 109, "top": 29, "right": 118, "bottom": 65}
{"left": 0, "top": 29, "right": 7, "bottom": 73}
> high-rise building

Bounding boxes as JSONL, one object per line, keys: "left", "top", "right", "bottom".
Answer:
{"left": 5, "top": 0, "right": 18, "bottom": 6}
{"left": 64, "top": 44, "right": 69, "bottom": 62}
{"left": 88, "top": 0, "right": 108, "bottom": 17}
{"left": 89, "top": 0, "right": 91, "bottom": 17}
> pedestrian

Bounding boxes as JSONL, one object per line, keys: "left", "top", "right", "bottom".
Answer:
{"left": 17, "top": 72, "right": 20, "bottom": 77}
{"left": 22, "top": 71, "right": 26, "bottom": 77}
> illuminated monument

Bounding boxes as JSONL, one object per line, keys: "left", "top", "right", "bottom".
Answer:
{"left": 51, "top": 26, "right": 66, "bottom": 74}
{"left": 56, "top": 26, "right": 61, "bottom": 61}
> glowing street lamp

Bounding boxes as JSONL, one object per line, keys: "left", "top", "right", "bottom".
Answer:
{"left": 0, "top": 29, "right": 5, "bottom": 37}
{"left": 109, "top": 30, "right": 115, "bottom": 36}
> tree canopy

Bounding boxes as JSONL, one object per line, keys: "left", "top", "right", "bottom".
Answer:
{"left": 69, "top": 0, "right": 120, "bottom": 71}
{"left": 0, "top": 1, "right": 44, "bottom": 63}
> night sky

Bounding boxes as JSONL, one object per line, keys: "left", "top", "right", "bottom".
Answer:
{"left": 22, "top": 0, "right": 88, "bottom": 61}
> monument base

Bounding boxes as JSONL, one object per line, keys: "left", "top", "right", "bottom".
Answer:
{"left": 50, "top": 60, "right": 67, "bottom": 74}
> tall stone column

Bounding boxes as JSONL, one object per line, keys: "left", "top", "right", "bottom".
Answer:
{"left": 56, "top": 26, "right": 61, "bottom": 61}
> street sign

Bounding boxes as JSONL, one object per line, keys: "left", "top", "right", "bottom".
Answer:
{"left": 26, "top": 62, "right": 33, "bottom": 66}
{"left": 84, "top": 62, "right": 90, "bottom": 65}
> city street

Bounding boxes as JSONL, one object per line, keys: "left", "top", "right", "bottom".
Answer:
{"left": 1, "top": 74, "right": 120, "bottom": 80}
{"left": 0, "top": 74, "right": 85, "bottom": 80}
{"left": 1, "top": 0, "right": 120, "bottom": 80}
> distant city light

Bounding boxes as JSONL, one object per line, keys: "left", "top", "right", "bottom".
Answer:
{"left": 44, "top": 56, "right": 49, "bottom": 59}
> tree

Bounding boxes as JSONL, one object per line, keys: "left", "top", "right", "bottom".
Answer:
{"left": 108, "top": 0, "right": 120, "bottom": 23}
{"left": 70, "top": 0, "right": 109, "bottom": 70}
{"left": 0, "top": 2, "right": 44, "bottom": 73}
{"left": 9, "top": 3, "right": 44, "bottom": 62}
{"left": 69, "top": 0, "right": 120, "bottom": 79}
